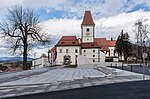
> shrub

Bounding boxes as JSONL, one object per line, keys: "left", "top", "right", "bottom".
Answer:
{"left": 0, "top": 66, "right": 8, "bottom": 71}
{"left": 105, "top": 58, "right": 113, "bottom": 62}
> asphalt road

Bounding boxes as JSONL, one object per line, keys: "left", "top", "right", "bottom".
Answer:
{"left": 112, "top": 65, "right": 150, "bottom": 75}
{"left": 3, "top": 80, "right": 150, "bottom": 99}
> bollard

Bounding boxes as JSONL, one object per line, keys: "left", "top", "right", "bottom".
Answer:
{"left": 131, "top": 65, "right": 132, "bottom": 72}
{"left": 111, "top": 63, "right": 112, "bottom": 68}
{"left": 122, "top": 64, "right": 123, "bottom": 70}
{"left": 115, "top": 64, "right": 117, "bottom": 68}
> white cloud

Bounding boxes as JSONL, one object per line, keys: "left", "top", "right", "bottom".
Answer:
{"left": 0, "top": 48, "right": 11, "bottom": 57}
{"left": 42, "top": 18, "right": 81, "bottom": 39}
{"left": 96, "top": 10, "right": 150, "bottom": 41}
{"left": 0, "top": 0, "right": 150, "bottom": 57}
{"left": 0, "top": 0, "right": 21, "bottom": 8}
{"left": 0, "top": 0, "right": 22, "bottom": 20}
{"left": 0, "top": 0, "right": 150, "bottom": 19}
{"left": 41, "top": 10, "right": 150, "bottom": 43}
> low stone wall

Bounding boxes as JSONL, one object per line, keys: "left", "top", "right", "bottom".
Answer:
{"left": 77, "top": 64, "right": 95, "bottom": 68}
{"left": 95, "top": 62, "right": 123, "bottom": 67}
{"left": 78, "top": 62, "right": 123, "bottom": 68}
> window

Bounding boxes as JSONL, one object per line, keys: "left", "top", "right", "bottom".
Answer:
{"left": 93, "top": 59, "right": 95, "bottom": 62}
{"left": 66, "top": 49, "right": 68, "bottom": 53}
{"left": 84, "top": 50, "right": 86, "bottom": 53}
{"left": 93, "top": 55, "right": 95, "bottom": 57}
{"left": 87, "top": 28, "right": 89, "bottom": 32}
{"left": 111, "top": 49, "right": 113, "bottom": 52}
{"left": 87, "top": 39, "right": 89, "bottom": 40}
{"left": 75, "top": 49, "right": 78, "bottom": 53}
{"left": 93, "top": 50, "right": 95, "bottom": 52}
{"left": 111, "top": 49, "right": 113, "bottom": 55}
{"left": 75, "top": 55, "right": 78, "bottom": 64}
{"left": 60, "top": 49, "right": 62, "bottom": 53}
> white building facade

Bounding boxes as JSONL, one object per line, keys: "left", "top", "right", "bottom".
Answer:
{"left": 56, "top": 46, "right": 80, "bottom": 65}
{"left": 50, "top": 10, "right": 118, "bottom": 66}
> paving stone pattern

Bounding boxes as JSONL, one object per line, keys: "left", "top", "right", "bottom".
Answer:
{"left": 0, "top": 67, "right": 150, "bottom": 98}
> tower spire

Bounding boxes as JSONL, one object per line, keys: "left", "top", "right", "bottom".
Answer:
{"left": 81, "top": 10, "right": 95, "bottom": 25}
{"left": 81, "top": 9, "right": 95, "bottom": 43}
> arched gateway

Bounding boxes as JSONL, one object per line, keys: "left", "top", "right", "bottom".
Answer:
{"left": 63, "top": 55, "right": 71, "bottom": 65}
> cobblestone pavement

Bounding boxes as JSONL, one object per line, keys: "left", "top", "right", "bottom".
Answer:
{"left": 0, "top": 66, "right": 150, "bottom": 98}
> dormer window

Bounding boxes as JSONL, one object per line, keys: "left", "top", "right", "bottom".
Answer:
{"left": 66, "top": 49, "right": 68, "bottom": 53}
{"left": 87, "top": 28, "right": 89, "bottom": 32}
{"left": 91, "top": 44, "right": 94, "bottom": 46}
{"left": 60, "top": 49, "right": 62, "bottom": 53}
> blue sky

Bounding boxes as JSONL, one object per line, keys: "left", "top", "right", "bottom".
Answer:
{"left": 0, "top": 0, "right": 150, "bottom": 57}
{"left": 32, "top": 0, "right": 150, "bottom": 20}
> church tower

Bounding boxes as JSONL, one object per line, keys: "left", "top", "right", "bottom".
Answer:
{"left": 81, "top": 10, "right": 95, "bottom": 42}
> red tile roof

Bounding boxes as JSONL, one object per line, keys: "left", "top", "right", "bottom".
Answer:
{"left": 81, "top": 42, "right": 100, "bottom": 49}
{"left": 81, "top": 11, "right": 95, "bottom": 25}
{"left": 56, "top": 36, "right": 80, "bottom": 46}
{"left": 50, "top": 47, "right": 55, "bottom": 52}
{"left": 94, "top": 38, "right": 115, "bottom": 51}
{"left": 54, "top": 36, "right": 116, "bottom": 51}
{"left": 94, "top": 38, "right": 108, "bottom": 47}
{"left": 101, "top": 47, "right": 109, "bottom": 52}
{"left": 107, "top": 40, "right": 116, "bottom": 47}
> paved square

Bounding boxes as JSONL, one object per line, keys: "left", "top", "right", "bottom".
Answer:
{"left": 0, "top": 66, "right": 150, "bottom": 98}
{"left": 0, "top": 68, "right": 105, "bottom": 86}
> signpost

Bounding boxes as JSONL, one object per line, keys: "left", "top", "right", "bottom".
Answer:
{"left": 142, "top": 52, "right": 148, "bottom": 80}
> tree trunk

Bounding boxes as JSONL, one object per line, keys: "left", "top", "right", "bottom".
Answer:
{"left": 23, "top": 43, "right": 28, "bottom": 70}
{"left": 23, "top": 25, "right": 28, "bottom": 70}
{"left": 23, "top": 30, "right": 28, "bottom": 70}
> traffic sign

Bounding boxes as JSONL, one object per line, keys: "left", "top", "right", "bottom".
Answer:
{"left": 142, "top": 52, "right": 148, "bottom": 59}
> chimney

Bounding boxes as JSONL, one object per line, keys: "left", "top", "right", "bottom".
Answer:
{"left": 111, "top": 37, "right": 113, "bottom": 41}
{"left": 78, "top": 38, "right": 81, "bottom": 44}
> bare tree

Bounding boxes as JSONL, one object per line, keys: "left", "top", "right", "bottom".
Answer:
{"left": 134, "top": 19, "right": 150, "bottom": 59}
{"left": 0, "top": 6, "right": 50, "bottom": 70}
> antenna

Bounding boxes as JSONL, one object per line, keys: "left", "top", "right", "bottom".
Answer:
{"left": 89, "top": 7, "right": 91, "bottom": 11}
{"left": 85, "top": 7, "right": 91, "bottom": 11}
{"left": 85, "top": 7, "right": 87, "bottom": 11}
